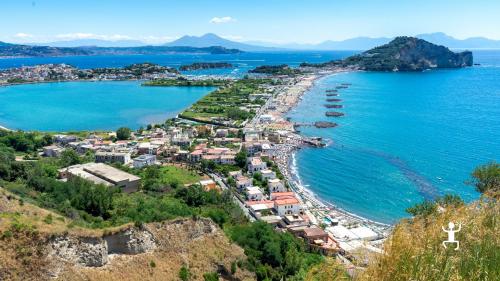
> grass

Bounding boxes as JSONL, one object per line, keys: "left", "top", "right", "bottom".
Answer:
{"left": 155, "top": 165, "right": 203, "bottom": 185}
{"left": 358, "top": 198, "right": 500, "bottom": 281}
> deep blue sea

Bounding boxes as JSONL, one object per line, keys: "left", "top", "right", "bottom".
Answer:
{"left": 0, "top": 81, "right": 213, "bottom": 131}
{"left": 288, "top": 51, "right": 500, "bottom": 223}
{"left": 0, "top": 51, "right": 355, "bottom": 76}
{"left": 1, "top": 50, "right": 498, "bottom": 223}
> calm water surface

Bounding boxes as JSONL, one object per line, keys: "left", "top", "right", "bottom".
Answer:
{"left": 0, "top": 81, "right": 213, "bottom": 131}
{"left": 288, "top": 51, "right": 500, "bottom": 223}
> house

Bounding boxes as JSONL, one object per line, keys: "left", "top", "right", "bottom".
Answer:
{"left": 215, "top": 129, "right": 229, "bottom": 138}
{"left": 245, "top": 186, "right": 264, "bottom": 201}
{"left": 268, "top": 178, "right": 286, "bottom": 192}
{"left": 199, "top": 179, "right": 217, "bottom": 191}
{"left": 236, "top": 176, "right": 252, "bottom": 191}
{"left": 259, "top": 114, "right": 274, "bottom": 122}
{"left": 220, "top": 155, "right": 236, "bottom": 165}
{"left": 273, "top": 193, "right": 301, "bottom": 216}
{"left": 54, "top": 134, "right": 78, "bottom": 145}
{"left": 95, "top": 151, "right": 131, "bottom": 164}
{"left": 58, "top": 163, "right": 140, "bottom": 193}
{"left": 228, "top": 170, "right": 242, "bottom": 179}
{"left": 247, "top": 157, "right": 267, "bottom": 174}
{"left": 137, "top": 142, "right": 162, "bottom": 155}
{"left": 302, "top": 226, "right": 329, "bottom": 244}
{"left": 246, "top": 200, "right": 275, "bottom": 218}
{"left": 261, "top": 169, "right": 276, "bottom": 180}
{"left": 133, "top": 154, "right": 157, "bottom": 168}
{"left": 43, "top": 145, "right": 64, "bottom": 157}
{"left": 189, "top": 149, "right": 203, "bottom": 162}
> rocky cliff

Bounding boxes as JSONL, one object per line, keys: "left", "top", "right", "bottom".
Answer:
{"left": 343, "top": 36, "right": 473, "bottom": 71}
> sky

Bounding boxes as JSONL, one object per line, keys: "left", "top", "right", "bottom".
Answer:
{"left": 2, "top": 0, "right": 500, "bottom": 44}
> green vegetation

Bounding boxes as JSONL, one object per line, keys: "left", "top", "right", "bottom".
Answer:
{"left": 143, "top": 77, "right": 228, "bottom": 87}
{"left": 139, "top": 165, "right": 201, "bottom": 192}
{"left": 406, "top": 194, "right": 464, "bottom": 217}
{"left": 227, "top": 221, "right": 323, "bottom": 280}
{"left": 469, "top": 161, "right": 500, "bottom": 198}
{"left": 249, "top": 64, "right": 302, "bottom": 75}
{"left": 179, "top": 77, "right": 272, "bottom": 127}
{"left": 116, "top": 127, "right": 131, "bottom": 140}
{"left": 203, "top": 272, "right": 219, "bottom": 281}
{"left": 0, "top": 129, "right": 53, "bottom": 153}
{"left": 179, "top": 266, "right": 190, "bottom": 281}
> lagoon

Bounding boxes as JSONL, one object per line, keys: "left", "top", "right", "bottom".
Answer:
{"left": 0, "top": 81, "right": 214, "bottom": 131}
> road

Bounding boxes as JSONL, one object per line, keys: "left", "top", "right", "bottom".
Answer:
{"left": 209, "top": 172, "right": 256, "bottom": 222}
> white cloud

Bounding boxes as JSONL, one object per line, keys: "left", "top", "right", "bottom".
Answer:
{"left": 14, "top": 33, "right": 33, "bottom": 38}
{"left": 55, "top": 33, "right": 133, "bottom": 41}
{"left": 209, "top": 16, "right": 236, "bottom": 24}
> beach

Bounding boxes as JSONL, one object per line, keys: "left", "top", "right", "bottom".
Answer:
{"left": 251, "top": 69, "right": 392, "bottom": 240}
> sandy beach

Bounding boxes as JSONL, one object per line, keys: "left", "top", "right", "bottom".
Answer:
{"left": 253, "top": 69, "right": 392, "bottom": 238}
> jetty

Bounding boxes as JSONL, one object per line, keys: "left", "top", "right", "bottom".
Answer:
{"left": 326, "top": 111, "right": 345, "bottom": 117}
{"left": 325, "top": 89, "right": 338, "bottom": 93}
{"left": 326, "top": 98, "right": 342, "bottom": 102}
{"left": 324, "top": 104, "right": 343, "bottom": 109}
{"left": 326, "top": 93, "right": 338, "bottom": 96}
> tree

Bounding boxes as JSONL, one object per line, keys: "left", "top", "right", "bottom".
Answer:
{"left": 470, "top": 162, "right": 500, "bottom": 198}
{"left": 59, "top": 148, "right": 82, "bottom": 167}
{"left": 203, "top": 272, "right": 219, "bottom": 281}
{"left": 235, "top": 150, "right": 247, "bottom": 168}
{"left": 116, "top": 127, "right": 132, "bottom": 140}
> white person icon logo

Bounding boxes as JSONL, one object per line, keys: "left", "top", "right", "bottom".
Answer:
{"left": 442, "top": 222, "right": 461, "bottom": 250}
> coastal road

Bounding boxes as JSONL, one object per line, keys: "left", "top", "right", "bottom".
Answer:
{"left": 209, "top": 172, "right": 256, "bottom": 222}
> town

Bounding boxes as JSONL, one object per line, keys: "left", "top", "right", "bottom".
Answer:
{"left": 25, "top": 69, "right": 391, "bottom": 268}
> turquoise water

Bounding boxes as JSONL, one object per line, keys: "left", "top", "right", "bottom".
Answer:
{"left": 0, "top": 81, "right": 213, "bottom": 131}
{"left": 289, "top": 53, "right": 500, "bottom": 223}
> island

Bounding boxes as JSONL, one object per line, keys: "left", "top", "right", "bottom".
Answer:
{"left": 300, "top": 36, "right": 473, "bottom": 72}
{"left": 179, "top": 62, "right": 233, "bottom": 71}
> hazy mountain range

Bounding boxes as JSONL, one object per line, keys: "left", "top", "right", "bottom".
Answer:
{"left": 16, "top": 32, "right": 500, "bottom": 51}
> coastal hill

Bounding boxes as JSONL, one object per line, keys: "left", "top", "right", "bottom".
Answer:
{"left": 342, "top": 36, "right": 473, "bottom": 71}
{"left": 301, "top": 37, "right": 473, "bottom": 71}
{"left": 0, "top": 41, "right": 241, "bottom": 57}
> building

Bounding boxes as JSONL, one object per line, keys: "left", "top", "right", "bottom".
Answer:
{"left": 228, "top": 170, "right": 242, "bottom": 179}
{"left": 273, "top": 193, "right": 301, "bottom": 216}
{"left": 247, "top": 157, "right": 267, "bottom": 174}
{"left": 54, "top": 134, "right": 78, "bottom": 145}
{"left": 261, "top": 169, "right": 276, "bottom": 180}
{"left": 95, "top": 151, "right": 131, "bottom": 164}
{"left": 58, "top": 163, "right": 140, "bottom": 193}
{"left": 268, "top": 178, "right": 286, "bottom": 193}
{"left": 43, "top": 145, "right": 65, "bottom": 157}
{"left": 133, "top": 154, "right": 157, "bottom": 168}
{"left": 236, "top": 176, "right": 252, "bottom": 191}
{"left": 246, "top": 186, "right": 264, "bottom": 201}
{"left": 199, "top": 179, "right": 217, "bottom": 191}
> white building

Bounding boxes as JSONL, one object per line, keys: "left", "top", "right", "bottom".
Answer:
{"left": 261, "top": 169, "right": 276, "bottom": 180}
{"left": 236, "top": 176, "right": 252, "bottom": 191}
{"left": 246, "top": 186, "right": 264, "bottom": 201}
{"left": 58, "top": 163, "right": 140, "bottom": 193}
{"left": 133, "top": 154, "right": 157, "bottom": 168}
{"left": 247, "top": 157, "right": 267, "bottom": 174}
{"left": 95, "top": 151, "right": 131, "bottom": 164}
{"left": 43, "top": 145, "right": 65, "bottom": 157}
{"left": 272, "top": 193, "right": 301, "bottom": 216}
{"left": 268, "top": 178, "right": 286, "bottom": 193}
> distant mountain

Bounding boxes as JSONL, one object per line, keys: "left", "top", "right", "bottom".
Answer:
{"left": 0, "top": 42, "right": 242, "bottom": 58}
{"left": 416, "top": 32, "right": 500, "bottom": 49}
{"left": 342, "top": 36, "right": 473, "bottom": 71}
{"left": 164, "top": 33, "right": 276, "bottom": 52}
{"left": 245, "top": 33, "right": 500, "bottom": 50}
{"left": 27, "top": 39, "right": 146, "bottom": 48}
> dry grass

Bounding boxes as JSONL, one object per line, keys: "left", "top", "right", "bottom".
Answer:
{"left": 357, "top": 199, "right": 499, "bottom": 281}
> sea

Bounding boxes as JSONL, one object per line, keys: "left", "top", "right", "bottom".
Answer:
{"left": 1, "top": 50, "right": 498, "bottom": 223}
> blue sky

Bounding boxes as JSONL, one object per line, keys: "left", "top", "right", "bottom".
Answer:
{"left": 2, "top": 0, "right": 500, "bottom": 44}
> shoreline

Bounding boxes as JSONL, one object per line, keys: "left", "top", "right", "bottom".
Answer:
{"left": 262, "top": 70, "right": 393, "bottom": 234}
